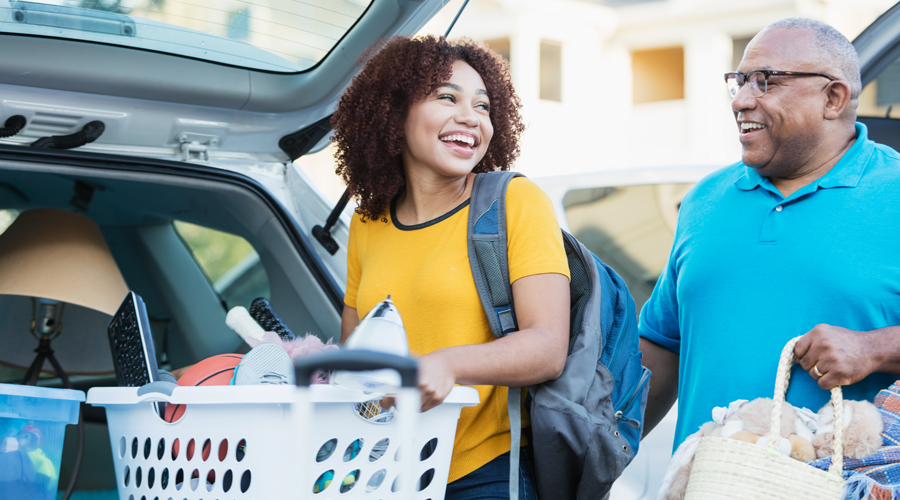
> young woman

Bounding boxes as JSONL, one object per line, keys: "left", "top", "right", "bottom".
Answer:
{"left": 333, "top": 36, "right": 570, "bottom": 499}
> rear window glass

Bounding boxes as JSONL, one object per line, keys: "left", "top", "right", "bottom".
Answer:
{"left": 562, "top": 183, "right": 692, "bottom": 311}
{"left": 1, "top": 0, "right": 372, "bottom": 72}
{"left": 173, "top": 221, "right": 269, "bottom": 310}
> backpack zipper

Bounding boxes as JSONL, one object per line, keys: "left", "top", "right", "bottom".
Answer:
{"left": 615, "top": 367, "right": 650, "bottom": 429}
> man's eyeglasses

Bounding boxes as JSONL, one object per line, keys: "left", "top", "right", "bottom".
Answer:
{"left": 724, "top": 70, "right": 837, "bottom": 99}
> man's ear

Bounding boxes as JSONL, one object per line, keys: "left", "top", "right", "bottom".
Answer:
{"left": 823, "top": 80, "right": 852, "bottom": 120}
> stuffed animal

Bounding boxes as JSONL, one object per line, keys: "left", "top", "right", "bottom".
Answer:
{"left": 812, "top": 399, "right": 883, "bottom": 460}
{"left": 717, "top": 397, "right": 818, "bottom": 462}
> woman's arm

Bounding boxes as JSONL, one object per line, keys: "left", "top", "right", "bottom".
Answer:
{"left": 417, "top": 272, "right": 570, "bottom": 411}
{"left": 341, "top": 305, "right": 360, "bottom": 344}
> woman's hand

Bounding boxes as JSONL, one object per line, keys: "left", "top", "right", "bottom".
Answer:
{"left": 417, "top": 350, "right": 458, "bottom": 411}
{"left": 377, "top": 350, "right": 457, "bottom": 412}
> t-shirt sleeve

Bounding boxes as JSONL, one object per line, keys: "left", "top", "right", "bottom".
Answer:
{"left": 638, "top": 234, "right": 681, "bottom": 354}
{"left": 505, "top": 178, "right": 570, "bottom": 283}
{"left": 344, "top": 213, "right": 364, "bottom": 309}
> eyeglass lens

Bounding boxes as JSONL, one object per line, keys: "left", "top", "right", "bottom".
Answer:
{"left": 727, "top": 72, "right": 766, "bottom": 98}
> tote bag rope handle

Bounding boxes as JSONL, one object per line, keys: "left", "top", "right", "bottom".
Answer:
{"left": 771, "top": 336, "right": 843, "bottom": 477}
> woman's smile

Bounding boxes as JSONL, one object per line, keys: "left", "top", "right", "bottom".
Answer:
{"left": 439, "top": 131, "right": 479, "bottom": 156}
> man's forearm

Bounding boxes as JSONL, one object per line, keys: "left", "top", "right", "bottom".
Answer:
{"left": 639, "top": 337, "right": 679, "bottom": 438}
{"left": 865, "top": 326, "right": 900, "bottom": 374}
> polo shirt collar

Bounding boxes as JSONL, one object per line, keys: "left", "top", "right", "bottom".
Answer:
{"left": 734, "top": 122, "right": 872, "bottom": 192}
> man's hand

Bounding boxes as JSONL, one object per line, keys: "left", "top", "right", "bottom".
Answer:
{"left": 794, "top": 325, "right": 880, "bottom": 390}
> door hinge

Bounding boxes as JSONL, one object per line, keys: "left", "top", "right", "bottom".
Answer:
{"left": 178, "top": 132, "right": 218, "bottom": 162}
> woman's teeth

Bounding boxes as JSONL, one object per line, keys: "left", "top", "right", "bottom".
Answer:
{"left": 441, "top": 134, "right": 475, "bottom": 147}
{"left": 741, "top": 122, "right": 765, "bottom": 131}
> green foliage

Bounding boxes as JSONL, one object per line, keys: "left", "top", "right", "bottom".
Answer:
{"left": 173, "top": 221, "right": 256, "bottom": 284}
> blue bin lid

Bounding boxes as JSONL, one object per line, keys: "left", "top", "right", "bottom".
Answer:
{"left": 0, "top": 383, "right": 85, "bottom": 425}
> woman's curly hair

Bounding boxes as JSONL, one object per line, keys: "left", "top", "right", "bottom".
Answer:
{"left": 332, "top": 35, "right": 525, "bottom": 222}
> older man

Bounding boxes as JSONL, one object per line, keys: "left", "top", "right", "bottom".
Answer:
{"left": 639, "top": 17, "right": 900, "bottom": 448}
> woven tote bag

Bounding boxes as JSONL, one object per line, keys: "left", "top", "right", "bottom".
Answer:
{"left": 683, "top": 336, "right": 845, "bottom": 500}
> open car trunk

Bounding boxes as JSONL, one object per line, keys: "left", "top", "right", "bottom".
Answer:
{"left": 0, "top": 145, "right": 343, "bottom": 490}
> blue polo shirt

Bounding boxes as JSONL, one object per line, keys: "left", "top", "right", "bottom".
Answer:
{"left": 640, "top": 123, "right": 900, "bottom": 448}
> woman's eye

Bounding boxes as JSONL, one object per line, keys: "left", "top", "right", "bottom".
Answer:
{"left": 476, "top": 102, "right": 490, "bottom": 111}
{"left": 438, "top": 94, "right": 455, "bottom": 102}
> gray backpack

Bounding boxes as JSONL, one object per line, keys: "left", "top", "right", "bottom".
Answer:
{"left": 467, "top": 171, "right": 650, "bottom": 500}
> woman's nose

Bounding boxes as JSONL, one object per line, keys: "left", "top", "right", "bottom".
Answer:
{"left": 455, "top": 106, "right": 479, "bottom": 127}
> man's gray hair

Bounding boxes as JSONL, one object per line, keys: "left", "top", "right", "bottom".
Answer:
{"left": 765, "top": 17, "right": 861, "bottom": 100}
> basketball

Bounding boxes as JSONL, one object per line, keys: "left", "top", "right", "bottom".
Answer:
{"left": 163, "top": 353, "right": 243, "bottom": 423}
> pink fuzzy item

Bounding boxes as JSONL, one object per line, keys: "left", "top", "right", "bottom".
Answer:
{"left": 245, "top": 332, "right": 340, "bottom": 384}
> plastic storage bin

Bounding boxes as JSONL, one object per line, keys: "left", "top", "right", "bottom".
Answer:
{"left": 87, "top": 382, "right": 478, "bottom": 500}
{"left": 0, "top": 383, "right": 84, "bottom": 500}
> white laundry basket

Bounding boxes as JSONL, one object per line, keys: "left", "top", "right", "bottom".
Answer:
{"left": 87, "top": 351, "right": 478, "bottom": 500}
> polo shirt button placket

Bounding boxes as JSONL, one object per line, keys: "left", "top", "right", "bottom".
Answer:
{"left": 759, "top": 203, "right": 784, "bottom": 244}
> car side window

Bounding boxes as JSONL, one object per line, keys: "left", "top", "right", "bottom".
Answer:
{"left": 858, "top": 56, "right": 900, "bottom": 119}
{"left": 0, "top": 209, "right": 17, "bottom": 234}
{"left": 562, "top": 183, "right": 692, "bottom": 312}
{"left": 173, "top": 221, "right": 270, "bottom": 310}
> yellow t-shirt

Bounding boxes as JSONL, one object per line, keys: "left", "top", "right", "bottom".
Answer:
{"left": 344, "top": 176, "right": 570, "bottom": 482}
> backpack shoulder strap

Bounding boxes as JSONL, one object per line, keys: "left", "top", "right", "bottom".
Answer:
{"left": 467, "top": 170, "right": 522, "bottom": 338}
{"left": 467, "top": 170, "right": 525, "bottom": 500}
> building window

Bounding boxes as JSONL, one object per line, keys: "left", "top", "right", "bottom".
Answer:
{"left": 540, "top": 40, "right": 562, "bottom": 102}
{"left": 227, "top": 9, "right": 250, "bottom": 40}
{"left": 732, "top": 36, "right": 753, "bottom": 70}
{"left": 632, "top": 46, "right": 684, "bottom": 104}
{"left": 485, "top": 37, "right": 511, "bottom": 65}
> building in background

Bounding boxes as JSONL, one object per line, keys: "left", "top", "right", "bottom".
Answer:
{"left": 296, "top": 0, "right": 895, "bottom": 201}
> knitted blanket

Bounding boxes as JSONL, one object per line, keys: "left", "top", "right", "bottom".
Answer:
{"left": 810, "top": 381, "right": 900, "bottom": 499}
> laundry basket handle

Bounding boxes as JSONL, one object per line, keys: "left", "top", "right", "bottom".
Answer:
{"left": 771, "top": 336, "right": 843, "bottom": 476}
{"left": 294, "top": 350, "right": 418, "bottom": 388}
